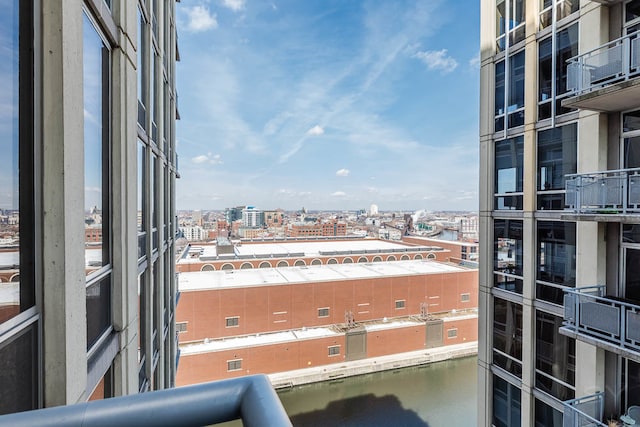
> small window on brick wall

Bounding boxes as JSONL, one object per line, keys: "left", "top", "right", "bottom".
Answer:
{"left": 461, "top": 293, "right": 471, "bottom": 302}
{"left": 447, "top": 328, "right": 458, "bottom": 338}
{"left": 395, "top": 300, "right": 406, "bottom": 309}
{"left": 176, "top": 322, "right": 188, "bottom": 333}
{"left": 328, "top": 345, "right": 340, "bottom": 356}
{"left": 318, "top": 307, "right": 329, "bottom": 317}
{"left": 226, "top": 316, "right": 239, "bottom": 327}
{"left": 227, "top": 359, "right": 242, "bottom": 371}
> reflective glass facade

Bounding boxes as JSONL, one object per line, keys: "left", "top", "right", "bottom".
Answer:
{"left": 0, "top": 0, "right": 179, "bottom": 415}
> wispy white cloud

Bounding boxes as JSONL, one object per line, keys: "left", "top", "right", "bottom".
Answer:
{"left": 192, "top": 153, "right": 223, "bottom": 165}
{"left": 336, "top": 168, "right": 350, "bottom": 177}
{"left": 220, "top": 0, "right": 246, "bottom": 12}
{"left": 413, "top": 49, "right": 458, "bottom": 73}
{"left": 306, "top": 125, "right": 324, "bottom": 136}
{"left": 186, "top": 5, "right": 218, "bottom": 32}
{"left": 175, "top": 1, "right": 480, "bottom": 211}
{"left": 469, "top": 52, "right": 480, "bottom": 69}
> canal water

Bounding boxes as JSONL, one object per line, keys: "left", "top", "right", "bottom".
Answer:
{"left": 223, "top": 356, "right": 477, "bottom": 426}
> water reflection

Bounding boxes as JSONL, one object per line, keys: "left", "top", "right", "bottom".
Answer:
{"left": 218, "top": 356, "right": 477, "bottom": 427}
{"left": 289, "top": 394, "right": 428, "bottom": 427}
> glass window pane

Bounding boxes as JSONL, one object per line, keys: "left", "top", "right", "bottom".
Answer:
{"left": 537, "top": 123, "right": 577, "bottom": 193}
{"left": 537, "top": 221, "right": 576, "bottom": 289}
{"left": 497, "top": 0, "right": 506, "bottom": 38}
{"left": 137, "top": 142, "right": 146, "bottom": 260}
{"left": 539, "top": 37, "right": 552, "bottom": 104}
{"left": 623, "top": 110, "right": 640, "bottom": 133}
{"left": 0, "top": 322, "right": 38, "bottom": 415}
{"left": 83, "top": 13, "right": 109, "bottom": 275}
{"left": 556, "top": 24, "right": 578, "bottom": 98}
{"left": 151, "top": 48, "right": 157, "bottom": 142}
{"left": 624, "top": 248, "right": 640, "bottom": 303}
{"left": 493, "top": 375, "right": 521, "bottom": 427}
{"left": 624, "top": 136, "right": 640, "bottom": 169}
{"left": 137, "top": 8, "right": 146, "bottom": 128}
{"left": 86, "top": 275, "right": 111, "bottom": 349}
{"left": 627, "top": 0, "right": 640, "bottom": 24}
{"left": 512, "top": 0, "right": 525, "bottom": 30}
{"left": 495, "top": 136, "right": 524, "bottom": 196}
{"left": 623, "top": 224, "right": 640, "bottom": 244}
{"left": 556, "top": 0, "right": 579, "bottom": 21}
{"left": 624, "top": 359, "right": 640, "bottom": 408}
{"left": 495, "top": 61, "right": 505, "bottom": 117}
{"left": 508, "top": 51, "right": 525, "bottom": 113}
{"left": 1, "top": 0, "right": 34, "bottom": 321}
{"left": 493, "top": 298, "right": 523, "bottom": 376}
{"left": 535, "top": 311, "right": 575, "bottom": 401}
{"left": 494, "top": 219, "right": 524, "bottom": 276}
{"left": 535, "top": 399, "right": 563, "bottom": 427}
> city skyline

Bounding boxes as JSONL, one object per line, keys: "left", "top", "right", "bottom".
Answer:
{"left": 175, "top": 0, "right": 480, "bottom": 211}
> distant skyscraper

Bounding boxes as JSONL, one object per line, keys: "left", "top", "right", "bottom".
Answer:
{"left": 242, "top": 207, "right": 265, "bottom": 228}
{"left": 225, "top": 206, "right": 244, "bottom": 224}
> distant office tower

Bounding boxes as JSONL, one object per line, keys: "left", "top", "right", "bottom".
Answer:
{"left": 479, "top": 1, "right": 640, "bottom": 426}
{"left": 242, "top": 207, "right": 265, "bottom": 228}
{"left": 225, "top": 206, "right": 245, "bottom": 224}
{"left": 0, "top": 0, "right": 179, "bottom": 415}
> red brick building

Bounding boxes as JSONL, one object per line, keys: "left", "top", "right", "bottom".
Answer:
{"left": 175, "top": 259, "right": 478, "bottom": 385}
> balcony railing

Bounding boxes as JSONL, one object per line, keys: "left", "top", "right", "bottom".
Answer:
{"left": 563, "top": 286, "right": 640, "bottom": 354}
{"left": 567, "top": 31, "right": 640, "bottom": 96}
{"left": 562, "top": 392, "right": 606, "bottom": 427}
{"left": 0, "top": 375, "right": 292, "bottom": 427}
{"left": 565, "top": 168, "right": 640, "bottom": 214}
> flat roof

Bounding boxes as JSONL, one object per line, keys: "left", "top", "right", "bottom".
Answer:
{"left": 405, "top": 236, "right": 478, "bottom": 247}
{"left": 180, "top": 239, "right": 444, "bottom": 263}
{"left": 181, "top": 327, "right": 340, "bottom": 354}
{"left": 178, "top": 259, "right": 467, "bottom": 292}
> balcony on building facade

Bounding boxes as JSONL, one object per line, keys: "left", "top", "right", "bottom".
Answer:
{"left": 0, "top": 375, "right": 292, "bottom": 427}
{"left": 562, "top": 31, "right": 640, "bottom": 112}
{"left": 562, "top": 392, "right": 606, "bottom": 427}
{"left": 562, "top": 168, "right": 640, "bottom": 222}
{"left": 561, "top": 286, "right": 640, "bottom": 361}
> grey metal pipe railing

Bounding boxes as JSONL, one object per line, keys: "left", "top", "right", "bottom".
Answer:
{"left": 566, "top": 30, "right": 640, "bottom": 95}
{"left": 563, "top": 286, "right": 640, "bottom": 353}
{"left": 565, "top": 168, "right": 640, "bottom": 214}
{"left": 562, "top": 392, "right": 606, "bottom": 427}
{"left": 0, "top": 375, "right": 292, "bottom": 427}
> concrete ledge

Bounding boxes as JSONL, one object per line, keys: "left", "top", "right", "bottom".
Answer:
{"left": 561, "top": 213, "right": 640, "bottom": 223}
{"left": 268, "top": 342, "right": 478, "bottom": 389}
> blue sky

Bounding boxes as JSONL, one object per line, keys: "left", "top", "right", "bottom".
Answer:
{"left": 175, "top": 0, "right": 480, "bottom": 212}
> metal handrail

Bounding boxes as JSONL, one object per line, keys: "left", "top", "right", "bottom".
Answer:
{"left": 0, "top": 375, "right": 292, "bottom": 427}
{"left": 566, "top": 30, "right": 640, "bottom": 95}
{"left": 563, "top": 286, "right": 640, "bottom": 354}
{"left": 565, "top": 168, "right": 640, "bottom": 214}
{"left": 562, "top": 392, "right": 606, "bottom": 427}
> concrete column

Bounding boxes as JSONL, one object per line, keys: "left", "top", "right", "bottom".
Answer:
{"left": 110, "top": 0, "right": 140, "bottom": 396}
{"left": 573, "top": 1, "right": 609, "bottom": 401}
{"left": 41, "top": 0, "right": 87, "bottom": 406}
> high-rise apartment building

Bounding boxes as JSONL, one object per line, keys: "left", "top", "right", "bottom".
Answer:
{"left": 480, "top": 0, "right": 640, "bottom": 425}
{"left": 242, "top": 206, "right": 265, "bottom": 228}
{"left": 0, "top": 0, "right": 179, "bottom": 415}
